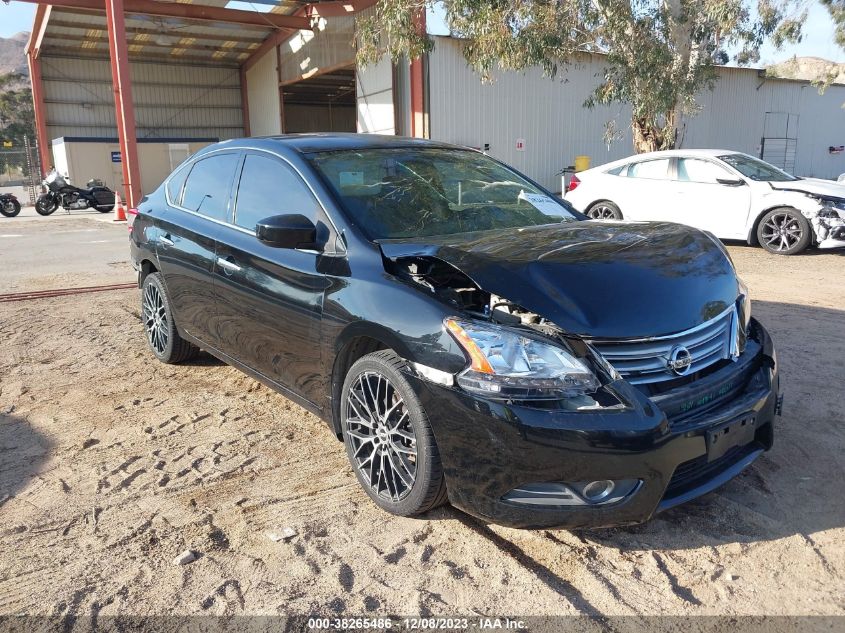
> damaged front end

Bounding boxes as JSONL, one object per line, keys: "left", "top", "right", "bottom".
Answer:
{"left": 810, "top": 199, "right": 845, "bottom": 249}
{"left": 384, "top": 253, "right": 624, "bottom": 410}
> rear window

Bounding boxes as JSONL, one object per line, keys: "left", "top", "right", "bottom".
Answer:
{"left": 181, "top": 153, "right": 240, "bottom": 221}
{"left": 166, "top": 164, "right": 189, "bottom": 205}
{"left": 627, "top": 159, "right": 670, "bottom": 180}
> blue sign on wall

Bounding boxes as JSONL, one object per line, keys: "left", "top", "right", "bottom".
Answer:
{"left": 111, "top": 151, "right": 121, "bottom": 163}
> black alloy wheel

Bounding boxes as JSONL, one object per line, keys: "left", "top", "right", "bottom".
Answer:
{"left": 141, "top": 273, "right": 199, "bottom": 363}
{"left": 342, "top": 351, "right": 448, "bottom": 516}
{"left": 758, "top": 208, "right": 811, "bottom": 255}
{"left": 586, "top": 201, "right": 623, "bottom": 220}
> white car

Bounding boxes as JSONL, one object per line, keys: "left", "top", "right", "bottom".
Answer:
{"left": 565, "top": 149, "right": 845, "bottom": 255}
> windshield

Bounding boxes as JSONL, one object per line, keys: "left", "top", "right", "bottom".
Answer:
{"left": 718, "top": 154, "right": 799, "bottom": 182}
{"left": 308, "top": 148, "right": 577, "bottom": 239}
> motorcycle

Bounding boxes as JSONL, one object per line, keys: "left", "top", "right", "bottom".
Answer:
{"left": 35, "top": 170, "right": 115, "bottom": 216}
{"left": 0, "top": 193, "right": 21, "bottom": 217}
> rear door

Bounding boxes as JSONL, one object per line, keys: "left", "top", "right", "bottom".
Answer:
{"left": 213, "top": 151, "right": 330, "bottom": 404}
{"left": 155, "top": 151, "right": 240, "bottom": 346}
{"left": 672, "top": 157, "right": 752, "bottom": 239}
{"left": 614, "top": 158, "right": 674, "bottom": 221}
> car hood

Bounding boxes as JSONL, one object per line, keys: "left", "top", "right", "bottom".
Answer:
{"left": 379, "top": 221, "right": 740, "bottom": 339}
{"left": 769, "top": 177, "right": 845, "bottom": 200}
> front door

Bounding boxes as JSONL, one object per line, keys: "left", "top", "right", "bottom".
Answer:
{"left": 213, "top": 152, "right": 329, "bottom": 405}
{"left": 155, "top": 151, "right": 241, "bottom": 346}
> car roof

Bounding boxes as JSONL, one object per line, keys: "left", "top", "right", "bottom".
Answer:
{"left": 208, "top": 133, "right": 465, "bottom": 155}
{"left": 629, "top": 149, "right": 743, "bottom": 160}
{"left": 582, "top": 148, "right": 752, "bottom": 174}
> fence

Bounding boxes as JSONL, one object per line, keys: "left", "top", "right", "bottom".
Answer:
{"left": 0, "top": 137, "right": 44, "bottom": 205}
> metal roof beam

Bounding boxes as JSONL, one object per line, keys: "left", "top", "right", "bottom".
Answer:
{"left": 43, "top": 31, "right": 257, "bottom": 55}
{"left": 47, "top": 18, "right": 269, "bottom": 43}
{"left": 14, "top": 0, "right": 312, "bottom": 30}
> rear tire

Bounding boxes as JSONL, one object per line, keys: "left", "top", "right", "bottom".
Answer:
{"left": 586, "top": 200, "right": 623, "bottom": 220}
{"left": 341, "top": 350, "right": 448, "bottom": 517}
{"left": 141, "top": 273, "right": 199, "bottom": 364}
{"left": 35, "top": 196, "right": 58, "bottom": 216}
{"left": 0, "top": 199, "right": 20, "bottom": 217}
{"left": 757, "top": 207, "right": 811, "bottom": 255}
{"left": 96, "top": 205, "right": 115, "bottom": 213}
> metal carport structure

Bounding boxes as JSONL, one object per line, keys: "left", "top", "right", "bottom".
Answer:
{"left": 18, "top": 0, "right": 384, "bottom": 209}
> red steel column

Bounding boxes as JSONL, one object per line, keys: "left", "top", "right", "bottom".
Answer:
{"left": 104, "top": 0, "right": 142, "bottom": 208}
{"left": 409, "top": 8, "right": 426, "bottom": 138}
{"left": 26, "top": 51, "right": 51, "bottom": 177}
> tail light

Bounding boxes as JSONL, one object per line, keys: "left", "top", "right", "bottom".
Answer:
{"left": 127, "top": 207, "right": 139, "bottom": 233}
{"left": 567, "top": 174, "right": 581, "bottom": 192}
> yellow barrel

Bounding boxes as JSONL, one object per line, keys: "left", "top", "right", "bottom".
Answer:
{"left": 574, "top": 155, "right": 591, "bottom": 172}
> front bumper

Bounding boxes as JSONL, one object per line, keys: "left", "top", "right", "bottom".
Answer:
{"left": 410, "top": 318, "right": 779, "bottom": 529}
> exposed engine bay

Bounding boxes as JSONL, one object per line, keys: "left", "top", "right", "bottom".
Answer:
{"left": 387, "top": 256, "right": 559, "bottom": 335}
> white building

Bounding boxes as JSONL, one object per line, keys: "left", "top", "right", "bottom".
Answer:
{"left": 246, "top": 16, "right": 845, "bottom": 191}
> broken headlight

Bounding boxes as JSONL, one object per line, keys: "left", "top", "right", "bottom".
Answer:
{"left": 738, "top": 278, "right": 752, "bottom": 332}
{"left": 445, "top": 318, "right": 600, "bottom": 400}
{"left": 820, "top": 198, "right": 845, "bottom": 214}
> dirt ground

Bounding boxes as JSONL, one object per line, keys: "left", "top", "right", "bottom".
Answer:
{"left": 0, "top": 239, "right": 843, "bottom": 620}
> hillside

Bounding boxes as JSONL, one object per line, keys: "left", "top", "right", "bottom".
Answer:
{"left": 0, "top": 32, "right": 28, "bottom": 78}
{"left": 766, "top": 56, "right": 845, "bottom": 85}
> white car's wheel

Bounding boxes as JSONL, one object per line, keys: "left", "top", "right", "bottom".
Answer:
{"left": 586, "top": 201, "right": 623, "bottom": 220}
{"left": 757, "top": 208, "right": 811, "bottom": 255}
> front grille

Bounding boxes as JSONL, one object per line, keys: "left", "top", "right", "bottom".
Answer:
{"left": 664, "top": 442, "right": 759, "bottom": 498}
{"left": 591, "top": 307, "right": 738, "bottom": 385}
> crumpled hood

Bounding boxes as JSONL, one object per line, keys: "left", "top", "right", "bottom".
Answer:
{"left": 379, "top": 221, "right": 740, "bottom": 339}
{"left": 769, "top": 177, "right": 845, "bottom": 200}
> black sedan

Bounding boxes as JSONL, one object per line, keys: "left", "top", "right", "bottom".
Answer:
{"left": 130, "top": 134, "right": 781, "bottom": 529}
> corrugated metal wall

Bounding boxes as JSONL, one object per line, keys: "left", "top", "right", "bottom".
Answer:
{"left": 357, "top": 56, "right": 395, "bottom": 134}
{"left": 41, "top": 56, "right": 244, "bottom": 142}
{"left": 246, "top": 48, "right": 282, "bottom": 136}
{"left": 278, "top": 15, "right": 356, "bottom": 85}
{"left": 286, "top": 104, "right": 356, "bottom": 132}
{"left": 427, "top": 37, "right": 845, "bottom": 190}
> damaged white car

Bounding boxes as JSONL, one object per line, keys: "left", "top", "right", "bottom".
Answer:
{"left": 565, "top": 149, "right": 845, "bottom": 255}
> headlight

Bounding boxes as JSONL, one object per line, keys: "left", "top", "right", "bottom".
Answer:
{"left": 821, "top": 198, "right": 845, "bottom": 213}
{"left": 737, "top": 278, "right": 752, "bottom": 330}
{"left": 445, "top": 318, "right": 600, "bottom": 400}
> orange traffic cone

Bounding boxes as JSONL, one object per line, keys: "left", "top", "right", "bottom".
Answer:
{"left": 113, "top": 190, "right": 127, "bottom": 222}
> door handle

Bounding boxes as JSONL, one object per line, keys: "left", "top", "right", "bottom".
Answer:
{"left": 160, "top": 234, "right": 174, "bottom": 247}
{"left": 216, "top": 256, "right": 242, "bottom": 274}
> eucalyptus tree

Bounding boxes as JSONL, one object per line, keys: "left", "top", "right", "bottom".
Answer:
{"left": 357, "top": 1, "right": 805, "bottom": 152}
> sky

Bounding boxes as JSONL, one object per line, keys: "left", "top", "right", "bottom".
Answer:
{"left": 1, "top": 0, "right": 843, "bottom": 64}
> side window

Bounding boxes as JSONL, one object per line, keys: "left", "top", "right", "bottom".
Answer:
{"left": 234, "top": 154, "right": 321, "bottom": 231}
{"left": 677, "top": 158, "right": 733, "bottom": 184}
{"left": 606, "top": 165, "right": 625, "bottom": 176}
{"left": 165, "top": 163, "right": 189, "bottom": 206}
{"left": 627, "top": 159, "right": 670, "bottom": 180}
{"left": 181, "top": 153, "right": 239, "bottom": 221}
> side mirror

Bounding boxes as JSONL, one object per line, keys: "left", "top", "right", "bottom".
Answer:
{"left": 255, "top": 214, "right": 319, "bottom": 250}
{"left": 716, "top": 177, "right": 745, "bottom": 187}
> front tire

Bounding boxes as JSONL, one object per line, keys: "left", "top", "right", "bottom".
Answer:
{"left": 586, "top": 200, "right": 623, "bottom": 220}
{"left": 96, "top": 205, "right": 114, "bottom": 213}
{"left": 757, "top": 207, "right": 811, "bottom": 255}
{"left": 341, "top": 350, "right": 448, "bottom": 517}
{"left": 35, "top": 196, "right": 58, "bottom": 216}
{"left": 141, "top": 273, "right": 199, "bottom": 364}
{"left": 0, "top": 199, "right": 21, "bottom": 217}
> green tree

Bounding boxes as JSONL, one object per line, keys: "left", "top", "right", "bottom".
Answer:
{"left": 358, "top": 0, "right": 805, "bottom": 152}
{"left": 822, "top": 0, "right": 845, "bottom": 48}
{"left": 0, "top": 73, "right": 36, "bottom": 148}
